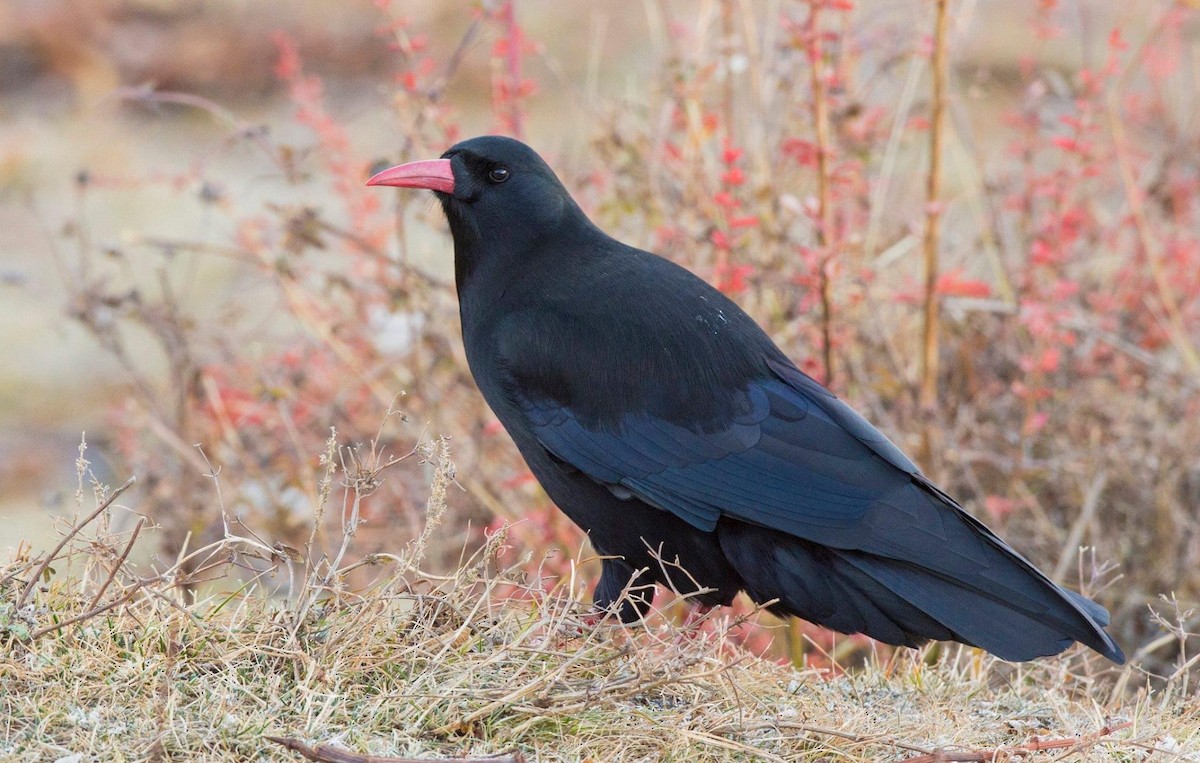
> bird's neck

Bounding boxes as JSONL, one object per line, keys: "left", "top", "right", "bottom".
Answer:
{"left": 451, "top": 206, "right": 607, "bottom": 315}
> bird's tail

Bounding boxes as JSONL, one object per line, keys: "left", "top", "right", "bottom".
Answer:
{"left": 718, "top": 514, "right": 1125, "bottom": 663}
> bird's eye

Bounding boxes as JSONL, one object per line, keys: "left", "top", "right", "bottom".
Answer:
{"left": 487, "top": 166, "right": 510, "bottom": 184}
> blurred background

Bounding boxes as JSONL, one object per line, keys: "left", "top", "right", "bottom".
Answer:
{"left": 1, "top": 0, "right": 1198, "bottom": 672}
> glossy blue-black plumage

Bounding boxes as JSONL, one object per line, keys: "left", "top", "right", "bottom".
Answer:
{"left": 419, "top": 135, "right": 1124, "bottom": 663}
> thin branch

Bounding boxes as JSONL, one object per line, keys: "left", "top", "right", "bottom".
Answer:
{"left": 86, "top": 517, "right": 147, "bottom": 611}
{"left": 711, "top": 721, "right": 934, "bottom": 756}
{"left": 1106, "top": 90, "right": 1200, "bottom": 377}
{"left": 1051, "top": 471, "right": 1107, "bottom": 582}
{"left": 28, "top": 583, "right": 142, "bottom": 641}
{"left": 894, "top": 721, "right": 1132, "bottom": 763}
{"left": 111, "top": 86, "right": 283, "bottom": 171}
{"left": 266, "top": 736, "right": 526, "bottom": 763}
{"left": 17, "top": 476, "right": 137, "bottom": 609}
{"left": 392, "top": 12, "right": 485, "bottom": 268}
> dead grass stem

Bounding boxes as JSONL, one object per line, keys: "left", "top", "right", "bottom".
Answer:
{"left": 3, "top": 453, "right": 1197, "bottom": 762}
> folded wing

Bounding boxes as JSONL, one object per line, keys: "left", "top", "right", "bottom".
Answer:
{"left": 517, "top": 359, "right": 1124, "bottom": 663}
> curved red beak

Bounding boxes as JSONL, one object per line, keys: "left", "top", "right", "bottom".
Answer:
{"left": 366, "top": 158, "right": 455, "bottom": 194}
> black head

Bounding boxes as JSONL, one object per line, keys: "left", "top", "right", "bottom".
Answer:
{"left": 438, "top": 136, "right": 576, "bottom": 244}
{"left": 368, "top": 136, "right": 594, "bottom": 288}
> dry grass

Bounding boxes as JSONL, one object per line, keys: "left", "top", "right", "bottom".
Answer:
{"left": 7, "top": 0, "right": 1198, "bottom": 676}
{"left": 2, "top": 443, "right": 1198, "bottom": 763}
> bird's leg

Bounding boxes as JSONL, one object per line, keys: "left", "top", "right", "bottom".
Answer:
{"left": 592, "top": 558, "right": 656, "bottom": 623}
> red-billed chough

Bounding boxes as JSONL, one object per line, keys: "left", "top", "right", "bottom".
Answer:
{"left": 367, "top": 135, "right": 1124, "bottom": 663}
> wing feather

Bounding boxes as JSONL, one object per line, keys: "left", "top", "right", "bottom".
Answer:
{"left": 513, "top": 360, "right": 1123, "bottom": 662}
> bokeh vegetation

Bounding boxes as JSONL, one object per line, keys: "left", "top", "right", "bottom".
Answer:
{"left": 3, "top": 0, "right": 1200, "bottom": 758}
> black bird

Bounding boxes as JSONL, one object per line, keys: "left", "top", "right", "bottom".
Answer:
{"left": 367, "top": 135, "right": 1124, "bottom": 663}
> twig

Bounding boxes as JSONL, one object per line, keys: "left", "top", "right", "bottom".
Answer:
{"left": 111, "top": 86, "right": 284, "bottom": 172}
{"left": 17, "top": 476, "right": 137, "bottom": 609}
{"left": 894, "top": 721, "right": 1131, "bottom": 763}
{"left": 864, "top": 54, "right": 923, "bottom": 260}
{"left": 27, "top": 583, "right": 142, "bottom": 641}
{"left": 387, "top": 10, "right": 484, "bottom": 269}
{"left": 678, "top": 728, "right": 789, "bottom": 763}
{"left": 396, "top": 12, "right": 484, "bottom": 163}
{"left": 1051, "top": 471, "right": 1107, "bottom": 582}
{"left": 85, "top": 517, "right": 147, "bottom": 610}
{"left": 711, "top": 721, "right": 933, "bottom": 756}
{"left": 1106, "top": 90, "right": 1200, "bottom": 377}
{"left": 265, "top": 736, "right": 526, "bottom": 763}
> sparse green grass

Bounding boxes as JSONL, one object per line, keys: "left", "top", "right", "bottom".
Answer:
{"left": 2, "top": 466, "right": 1197, "bottom": 762}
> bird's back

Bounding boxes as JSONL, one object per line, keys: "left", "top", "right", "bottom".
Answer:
{"left": 471, "top": 238, "right": 785, "bottom": 430}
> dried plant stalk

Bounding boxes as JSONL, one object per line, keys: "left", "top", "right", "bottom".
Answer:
{"left": 918, "top": 0, "right": 950, "bottom": 471}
